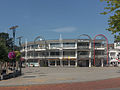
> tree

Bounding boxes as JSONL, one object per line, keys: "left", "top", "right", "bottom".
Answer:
{"left": 0, "top": 32, "right": 13, "bottom": 51}
{"left": 0, "top": 44, "right": 8, "bottom": 62}
{"left": 0, "top": 32, "right": 13, "bottom": 76}
{"left": 100, "top": 0, "right": 120, "bottom": 41}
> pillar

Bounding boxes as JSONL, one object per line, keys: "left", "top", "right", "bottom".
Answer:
{"left": 55, "top": 60, "right": 57, "bottom": 66}
{"left": 75, "top": 60, "right": 77, "bottom": 67}
{"left": 101, "top": 59, "right": 103, "bottom": 67}
{"left": 68, "top": 60, "right": 70, "bottom": 67}
{"left": 48, "top": 60, "right": 50, "bottom": 67}
{"left": 89, "top": 58, "right": 91, "bottom": 67}
{"left": 60, "top": 59, "right": 63, "bottom": 67}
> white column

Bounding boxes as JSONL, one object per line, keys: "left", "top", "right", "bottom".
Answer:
{"left": 75, "top": 48, "right": 78, "bottom": 67}
{"left": 55, "top": 60, "right": 57, "bottom": 66}
{"left": 89, "top": 58, "right": 91, "bottom": 67}
{"left": 75, "top": 60, "right": 77, "bottom": 67}
{"left": 60, "top": 59, "right": 63, "bottom": 67}
{"left": 68, "top": 60, "right": 70, "bottom": 67}
{"left": 101, "top": 59, "right": 103, "bottom": 67}
{"left": 30, "top": 45, "right": 31, "bottom": 50}
{"left": 48, "top": 50, "right": 50, "bottom": 67}
{"left": 48, "top": 60, "right": 50, "bottom": 67}
{"left": 89, "top": 42, "right": 91, "bottom": 67}
{"left": 25, "top": 39, "right": 28, "bottom": 67}
{"left": 38, "top": 59, "right": 40, "bottom": 67}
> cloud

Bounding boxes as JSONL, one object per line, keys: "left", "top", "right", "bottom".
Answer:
{"left": 53, "top": 27, "right": 77, "bottom": 33}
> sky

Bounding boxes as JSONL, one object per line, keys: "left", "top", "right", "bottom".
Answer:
{"left": 0, "top": 0, "right": 114, "bottom": 44}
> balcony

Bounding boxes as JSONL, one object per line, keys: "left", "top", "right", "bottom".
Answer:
{"left": 78, "top": 55, "right": 89, "bottom": 59}
{"left": 49, "top": 46, "right": 61, "bottom": 49}
{"left": 63, "top": 46, "right": 76, "bottom": 49}
{"left": 95, "top": 55, "right": 107, "bottom": 58}
{"left": 77, "top": 46, "right": 89, "bottom": 49}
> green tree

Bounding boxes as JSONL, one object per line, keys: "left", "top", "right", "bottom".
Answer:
{"left": 0, "top": 43, "right": 8, "bottom": 62}
{"left": 0, "top": 32, "right": 13, "bottom": 76}
{"left": 100, "top": 0, "right": 120, "bottom": 41}
{"left": 0, "top": 32, "right": 13, "bottom": 51}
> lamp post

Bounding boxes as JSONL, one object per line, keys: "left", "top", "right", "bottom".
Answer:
{"left": 9, "top": 25, "right": 19, "bottom": 51}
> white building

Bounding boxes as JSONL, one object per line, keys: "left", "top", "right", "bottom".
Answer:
{"left": 21, "top": 38, "right": 108, "bottom": 67}
{"left": 109, "top": 42, "right": 120, "bottom": 66}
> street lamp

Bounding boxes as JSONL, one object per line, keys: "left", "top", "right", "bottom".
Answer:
{"left": 9, "top": 25, "right": 19, "bottom": 51}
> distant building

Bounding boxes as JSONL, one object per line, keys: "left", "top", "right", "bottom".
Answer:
{"left": 109, "top": 41, "right": 120, "bottom": 66}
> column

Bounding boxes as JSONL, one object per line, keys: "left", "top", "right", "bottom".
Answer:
{"left": 48, "top": 60, "right": 50, "bottom": 67}
{"left": 101, "top": 59, "right": 103, "bottom": 67}
{"left": 55, "top": 60, "right": 57, "bottom": 66}
{"left": 75, "top": 49, "right": 78, "bottom": 67}
{"left": 89, "top": 42, "right": 91, "bottom": 67}
{"left": 75, "top": 60, "right": 77, "bottom": 67}
{"left": 38, "top": 59, "right": 40, "bottom": 67}
{"left": 25, "top": 39, "right": 28, "bottom": 67}
{"left": 48, "top": 51, "right": 50, "bottom": 67}
{"left": 60, "top": 59, "right": 63, "bottom": 67}
{"left": 68, "top": 60, "right": 70, "bottom": 67}
{"left": 89, "top": 58, "right": 91, "bottom": 67}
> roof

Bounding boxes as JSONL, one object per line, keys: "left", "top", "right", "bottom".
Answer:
{"left": 21, "top": 39, "right": 106, "bottom": 47}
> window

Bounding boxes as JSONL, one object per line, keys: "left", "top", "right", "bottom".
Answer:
{"left": 50, "top": 52, "right": 60, "bottom": 56}
{"left": 95, "top": 50, "right": 104, "bottom": 55}
{"left": 78, "top": 51, "right": 89, "bottom": 55}
{"left": 50, "top": 43, "right": 60, "bottom": 48}
{"left": 31, "top": 44, "right": 38, "bottom": 49}
{"left": 110, "top": 52, "right": 115, "bottom": 56}
{"left": 63, "top": 43, "right": 75, "bottom": 47}
{"left": 116, "top": 42, "right": 120, "bottom": 46}
{"left": 63, "top": 51, "right": 75, "bottom": 57}
{"left": 77, "top": 42, "right": 89, "bottom": 46}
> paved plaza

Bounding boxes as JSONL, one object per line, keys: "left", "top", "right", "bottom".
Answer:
{"left": 0, "top": 67, "right": 120, "bottom": 87}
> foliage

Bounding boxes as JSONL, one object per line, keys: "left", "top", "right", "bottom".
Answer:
{"left": 100, "top": 0, "right": 120, "bottom": 41}
{"left": 0, "top": 32, "right": 13, "bottom": 62}
{"left": 0, "top": 43, "right": 8, "bottom": 62}
{"left": 15, "top": 51, "right": 21, "bottom": 61}
{"left": 0, "top": 32, "right": 13, "bottom": 51}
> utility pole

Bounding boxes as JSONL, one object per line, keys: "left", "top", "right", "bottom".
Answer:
{"left": 9, "top": 25, "right": 19, "bottom": 51}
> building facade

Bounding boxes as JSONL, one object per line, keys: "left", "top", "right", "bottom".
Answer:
{"left": 21, "top": 38, "right": 108, "bottom": 67}
{"left": 109, "top": 42, "right": 120, "bottom": 66}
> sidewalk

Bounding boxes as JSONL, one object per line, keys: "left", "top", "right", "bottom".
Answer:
{"left": 0, "top": 67, "right": 120, "bottom": 90}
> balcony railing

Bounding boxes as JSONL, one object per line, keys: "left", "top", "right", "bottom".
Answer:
{"left": 63, "top": 55, "right": 76, "bottom": 57}
{"left": 94, "top": 46, "right": 106, "bottom": 48}
{"left": 77, "top": 46, "right": 89, "bottom": 49}
{"left": 95, "top": 55, "right": 107, "bottom": 58}
{"left": 50, "top": 46, "right": 61, "bottom": 49}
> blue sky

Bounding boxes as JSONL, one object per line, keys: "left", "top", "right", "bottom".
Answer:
{"left": 0, "top": 0, "right": 114, "bottom": 43}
